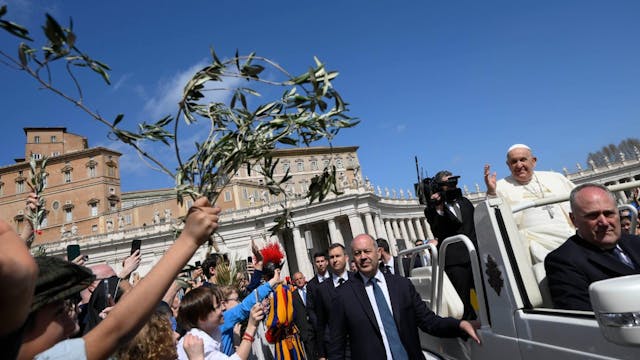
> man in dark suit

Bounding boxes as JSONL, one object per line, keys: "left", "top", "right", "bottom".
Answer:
{"left": 376, "top": 238, "right": 401, "bottom": 275}
{"left": 328, "top": 234, "right": 479, "bottom": 360}
{"left": 545, "top": 183, "right": 640, "bottom": 311}
{"left": 306, "top": 251, "right": 329, "bottom": 354}
{"left": 424, "top": 170, "right": 478, "bottom": 319}
{"left": 313, "top": 243, "right": 354, "bottom": 359}
{"left": 292, "top": 271, "right": 316, "bottom": 357}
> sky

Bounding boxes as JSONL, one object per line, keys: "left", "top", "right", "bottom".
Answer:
{"left": 1, "top": 1, "right": 639, "bottom": 195}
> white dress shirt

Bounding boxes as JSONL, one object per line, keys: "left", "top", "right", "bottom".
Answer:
{"left": 360, "top": 270, "right": 394, "bottom": 360}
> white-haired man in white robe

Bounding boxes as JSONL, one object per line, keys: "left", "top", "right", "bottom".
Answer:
{"left": 484, "top": 144, "right": 575, "bottom": 265}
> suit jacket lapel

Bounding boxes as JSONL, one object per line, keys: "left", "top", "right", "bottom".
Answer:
{"left": 352, "top": 273, "right": 381, "bottom": 335}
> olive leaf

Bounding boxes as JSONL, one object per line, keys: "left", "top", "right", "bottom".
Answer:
{"left": 1, "top": 7, "right": 359, "bottom": 246}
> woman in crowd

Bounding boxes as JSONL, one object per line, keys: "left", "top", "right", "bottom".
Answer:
{"left": 114, "top": 310, "right": 177, "bottom": 360}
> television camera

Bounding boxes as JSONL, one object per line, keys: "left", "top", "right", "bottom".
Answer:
{"left": 414, "top": 157, "right": 463, "bottom": 206}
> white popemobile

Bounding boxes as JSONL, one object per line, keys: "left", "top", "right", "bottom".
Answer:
{"left": 400, "top": 181, "right": 640, "bottom": 360}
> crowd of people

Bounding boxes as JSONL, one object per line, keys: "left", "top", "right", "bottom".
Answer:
{"left": 2, "top": 142, "right": 640, "bottom": 359}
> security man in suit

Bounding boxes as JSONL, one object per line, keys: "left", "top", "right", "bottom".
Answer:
{"left": 313, "top": 243, "right": 354, "bottom": 359}
{"left": 545, "top": 183, "right": 640, "bottom": 311}
{"left": 292, "top": 271, "right": 316, "bottom": 357}
{"left": 328, "top": 234, "right": 480, "bottom": 360}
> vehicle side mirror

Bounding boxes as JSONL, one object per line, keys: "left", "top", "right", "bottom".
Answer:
{"left": 589, "top": 274, "right": 640, "bottom": 346}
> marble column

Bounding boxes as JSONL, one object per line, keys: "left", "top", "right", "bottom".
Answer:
{"left": 364, "top": 212, "right": 377, "bottom": 238}
{"left": 413, "top": 218, "right": 425, "bottom": 239}
{"left": 327, "top": 218, "right": 344, "bottom": 245}
{"left": 406, "top": 219, "right": 417, "bottom": 242}
{"left": 292, "top": 226, "right": 313, "bottom": 279}
{"left": 399, "top": 219, "right": 410, "bottom": 242}
{"left": 384, "top": 220, "right": 395, "bottom": 243}
{"left": 423, "top": 218, "right": 434, "bottom": 239}
{"left": 348, "top": 213, "right": 365, "bottom": 238}
{"left": 392, "top": 219, "right": 401, "bottom": 240}
{"left": 383, "top": 219, "right": 398, "bottom": 256}
{"left": 374, "top": 213, "right": 386, "bottom": 240}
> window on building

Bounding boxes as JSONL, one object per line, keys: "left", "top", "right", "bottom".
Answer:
{"left": 0, "top": 182, "right": 3, "bottom": 196}
{"left": 41, "top": 214, "right": 47, "bottom": 227}
{"left": 52, "top": 201, "right": 59, "bottom": 210}
{"left": 224, "top": 191, "right": 232, "bottom": 202}
{"left": 282, "top": 162, "right": 290, "bottom": 173}
{"left": 107, "top": 165, "right": 116, "bottom": 177}
{"left": 16, "top": 218, "right": 23, "bottom": 233}
{"left": 34, "top": 136, "right": 40, "bottom": 144}
{"left": 88, "top": 165, "right": 96, "bottom": 178}
{"left": 336, "top": 159, "right": 344, "bottom": 169}
{"left": 51, "top": 135, "right": 57, "bottom": 142}
{"left": 310, "top": 160, "right": 318, "bottom": 171}
{"left": 242, "top": 188, "right": 249, "bottom": 200}
{"left": 42, "top": 174, "right": 47, "bottom": 189}
{"left": 65, "top": 208, "right": 73, "bottom": 222}
{"left": 297, "top": 161, "right": 304, "bottom": 172}
{"left": 51, "top": 151, "right": 60, "bottom": 157}
{"left": 92, "top": 225, "right": 98, "bottom": 232}
{"left": 109, "top": 201, "right": 117, "bottom": 212}
{"left": 64, "top": 171, "right": 72, "bottom": 183}
{"left": 16, "top": 180, "right": 24, "bottom": 193}
{"left": 124, "top": 214, "right": 133, "bottom": 225}
{"left": 90, "top": 203, "right": 98, "bottom": 216}
{"left": 323, "top": 159, "right": 330, "bottom": 169}
{"left": 348, "top": 157, "right": 355, "bottom": 167}
{"left": 32, "top": 153, "right": 42, "bottom": 160}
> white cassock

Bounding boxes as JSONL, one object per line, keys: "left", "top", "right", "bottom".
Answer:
{"left": 497, "top": 171, "right": 576, "bottom": 265}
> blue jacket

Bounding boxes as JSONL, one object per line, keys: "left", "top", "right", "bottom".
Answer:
{"left": 220, "top": 282, "right": 273, "bottom": 355}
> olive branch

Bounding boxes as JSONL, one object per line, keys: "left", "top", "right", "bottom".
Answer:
{"left": 1, "top": 5, "right": 359, "bottom": 247}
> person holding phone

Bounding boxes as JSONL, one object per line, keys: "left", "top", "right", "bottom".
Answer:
{"left": 20, "top": 197, "right": 221, "bottom": 360}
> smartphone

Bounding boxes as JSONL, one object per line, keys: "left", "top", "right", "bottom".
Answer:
{"left": 130, "top": 239, "right": 141, "bottom": 255}
{"left": 247, "top": 256, "right": 253, "bottom": 263}
{"left": 103, "top": 278, "right": 111, "bottom": 299}
{"left": 195, "top": 261, "right": 201, "bottom": 268}
{"left": 67, "top": 244, "right": 81, "bottom": 261}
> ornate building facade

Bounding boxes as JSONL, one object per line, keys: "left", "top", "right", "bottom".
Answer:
{"left": 0, "top": 128, "right": 431, "bottom": 279}
{"left": 2, "top": 127, "right": 639, "bottom": 280}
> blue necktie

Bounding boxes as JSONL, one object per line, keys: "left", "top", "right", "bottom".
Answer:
{"left": 370, "top": 278, "right": 408, "bottom": 360}
{"left": 301, "top": 288, "right": 307, "bottom": 305}
{"left": 613, "top": 246, "right": 636, "bottom": 269}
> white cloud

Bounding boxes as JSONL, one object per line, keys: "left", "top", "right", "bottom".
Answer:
{"left": 142, "top": 59, "right": 243, "bottom": 120}
{"left": 111, "top": 73, "right": 131, "bottom": 92}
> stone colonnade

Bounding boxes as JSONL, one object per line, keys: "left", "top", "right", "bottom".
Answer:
{"left": 38, "top": 189, "right": 434, "bottom": 281}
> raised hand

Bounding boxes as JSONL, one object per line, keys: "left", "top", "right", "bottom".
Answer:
{"left": 183, "top": 197, "right": 222, "bottom": 246}
{"left": 182, "top": 333, "right": 205, "bottom": 360}
{"left": 484, "top": 164, "right": 497, "bottom": 196}
{"left": 119, "top": 250, "right": 141, "bottom": 279}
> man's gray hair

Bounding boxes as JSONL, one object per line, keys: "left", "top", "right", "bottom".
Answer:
{"left": 569, "top": 183, "right": 616, "bottom": 213}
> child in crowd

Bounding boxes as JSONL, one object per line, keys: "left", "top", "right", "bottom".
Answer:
{"left": 176, "top": 286, "right": 264, "bottom": 360}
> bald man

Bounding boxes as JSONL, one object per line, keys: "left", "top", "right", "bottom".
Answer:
{"left": 485, "top": 144, "right": 576, "bottom": 264}
{"left": 545, "top": 184, "right": 640, "bottom": 310}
